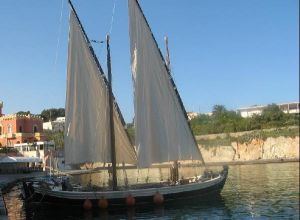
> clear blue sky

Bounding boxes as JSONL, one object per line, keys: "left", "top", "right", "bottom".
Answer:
{"left": 0, "top": 0, "right": 298, "bottom": 122}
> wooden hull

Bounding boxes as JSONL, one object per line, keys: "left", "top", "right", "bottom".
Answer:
{"left": 24, "top": 166, "right": 228, "bottom": 209}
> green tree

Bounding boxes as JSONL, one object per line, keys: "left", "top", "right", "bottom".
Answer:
{"left": 256, "top": 104, "right": 285, "bottom": 128}
{"left": 261, "top": 104, "right": 284, "bottom": 122}
{"left": 212, "top": 105, "right": 227, "bottom": 117}
{"left": 44, "top": 130, "right": 64, "bottom": 149}
{"left": 40, "top": 108, "right": 65, "bottom": 122}
{"left": 16, "top": 111, "right": 31, "bottom": 115}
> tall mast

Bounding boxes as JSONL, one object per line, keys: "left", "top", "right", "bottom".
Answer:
{"left": 165, "top": 36, "right": 179, "bottom": 182}
{"left": 130, "top": 0, "right": 206, "bottom": 165}
{"left": 106, "top": 35, "right": 117, "bottom": 190}
{"left": 164, "top": 36, "right": 171, "bottom": 72}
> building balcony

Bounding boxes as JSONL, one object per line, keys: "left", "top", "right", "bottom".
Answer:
{"left": 0, "top": 133, "right": 16, "bottom": 139}
{"left": 0, "top": 132, "right": 44, "bottom": 139}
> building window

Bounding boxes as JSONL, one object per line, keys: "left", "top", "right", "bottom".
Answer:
{"left": 33, "top": 125, "right": 38, "bottom": 133}
{"left": 19, "top": 126, "right": 23, "bottom": 132}
{"left": 8, "top": 124, "right": 12, "bottom": 134}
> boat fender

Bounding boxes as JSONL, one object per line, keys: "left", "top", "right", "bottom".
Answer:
{"left": 153, "top": 192, "right": 164, "bottom": 205}
{"left": 98, "top": 197, "right": 108, "bottom": 209}
{"left": 83, "top": 199, "right": 92, "bottom": 210}
{"left": 125, "top": 194, "right": 135, "bottom": 206}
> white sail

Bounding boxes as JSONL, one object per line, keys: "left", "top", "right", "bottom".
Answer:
{"left": 128, "top": 0, "right": 204, "bottom": 167}
{"left": 65, "top": 10, "right": 136, "bottom": 165}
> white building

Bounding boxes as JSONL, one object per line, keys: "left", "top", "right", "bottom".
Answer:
{"left": 43, "top": 117, "right": 65, "bottom": 132}
{"left": 55, "top": 117, "right": 65, "bottom": 122}
{"left": 237, "top": 102, "right": 300, "bottom": 118}
{"left": 187, "top": 112, "right": 200, "bottom": 120}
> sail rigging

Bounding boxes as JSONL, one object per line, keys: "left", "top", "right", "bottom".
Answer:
{"left": 64, "top": 7, "right": 136, "bottom": 165}
{"left": 128, "top": 0, "right": 205, "bottom": 167}
{"left": 23, "top": 1, "right": 228, "bottom": 208}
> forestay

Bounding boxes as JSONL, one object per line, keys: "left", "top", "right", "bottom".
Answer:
{"left": 128, "top": 0, "right": 204, "bottom": 167}
{"left": 64, "top": 10, "right": 136, "bottom": 165}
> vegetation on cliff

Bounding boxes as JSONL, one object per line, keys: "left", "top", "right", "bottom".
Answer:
{"left": 126, "top": 104, "right": 299, "bottom": 144}
{"left": 197, "top": 126, "right": 299, "bottom": 148}
{"left": 190, "top": 104, "right": 299, "bottom": 135}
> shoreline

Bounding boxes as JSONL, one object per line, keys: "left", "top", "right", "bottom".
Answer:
{"left": 204, "top": 158, "right": 299, "bottom": 167}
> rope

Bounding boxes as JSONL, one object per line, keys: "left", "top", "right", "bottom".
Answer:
{"left": 53, "top": 0, "right": 64, "bottom": 75}
{"left": 108, "top": 0, "right": 117, "bottom": 35}
{"left": 92, "top": 0, "right": 117, "bottom": 63}
{"left": 25, "top": 191, "right": 36, "bottom": 202}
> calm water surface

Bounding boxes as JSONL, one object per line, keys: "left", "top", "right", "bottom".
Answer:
{"left": 3, "top": 162, "right": 299, "bottom": 219}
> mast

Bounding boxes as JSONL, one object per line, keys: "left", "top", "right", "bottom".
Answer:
{"left": 165, "top": 36, "right": 179, "bottom": 181}
{"left": 68, "top": 0, "right": 132, "bottom": 140}
{"left": 164, "top": 36, "right": 171, "bottom": 72}
{"left": 107, "top": 34, "right": 117, "bottom": 190}
{"left": 67, "top": 0, "right": 136, "bottom": 166}
{"left": 139, "top": 0, "right": 205, "bottom": 165}
{"left": 164, "top": 35, "right": 205, "bottom": 166}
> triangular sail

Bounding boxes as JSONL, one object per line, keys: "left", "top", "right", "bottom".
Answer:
{"left": 128, "top": 0, "right": 205, "bottom": 167}
{"left": 64, "top": 9, "right": 137, "bottom": 165}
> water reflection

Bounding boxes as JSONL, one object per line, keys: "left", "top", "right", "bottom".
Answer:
{"left": 2, "top": 162, "right": 299, "bottom": 219}
{"left": 222, "top": 162, "right": 299, "bottom": 219}
{"left": 3, "top": 184, "right": 26, "bottom": 220}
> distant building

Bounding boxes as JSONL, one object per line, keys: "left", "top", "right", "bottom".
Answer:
{"left": 43, "top": 117, "right": 65, "bottom": 132}
{"left": 0, "top": 102, "right": 45, "bottom": 147}
{"left": 187, "top": 112, "right": 199, "bottom": 120}
{"left": 203, "top": 112, "right": 213, "bottom": 116}
{"left": 237, "top": 102, "right": 300, "bottom": 118}
{"left": 187, "top": 112, "right": 213, "bottom": 120}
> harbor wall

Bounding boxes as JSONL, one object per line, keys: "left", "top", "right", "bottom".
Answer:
{"left": 199, "top": 136, "right": 299, "bottom": 163}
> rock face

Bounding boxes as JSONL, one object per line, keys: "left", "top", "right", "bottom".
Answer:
{"left": 200, "top": 136, "right": 299, "bottom": 163}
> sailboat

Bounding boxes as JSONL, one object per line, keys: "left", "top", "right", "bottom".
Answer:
{"left": 23, "top": 0, "right": 228, "bottom": 209}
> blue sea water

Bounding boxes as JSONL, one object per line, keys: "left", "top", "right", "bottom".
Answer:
{"left": 3, "top": 162, "right": 299, "bottom": 219}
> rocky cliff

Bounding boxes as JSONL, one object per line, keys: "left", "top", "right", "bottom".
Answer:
{"left": 199, "top": 136, "right": 299, "bottom": 163}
